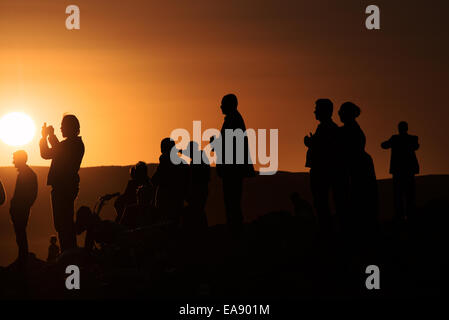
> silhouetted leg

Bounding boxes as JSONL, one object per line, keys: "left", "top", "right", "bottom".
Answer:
{"left": 13, "top": 223, "right": 28, "bottom": 265}
{"left": 51, "top": 188, "right": 78, "bottom": 252}
{"left": 222, "top": 175, "right": 243, "bottom": 232}
{"left": 11, "top": 209, "right": 30, "bottom": 267}
{"left": 392, "top": 174, "right": 405, "bottom": 221}
{"left": 405, "top": 174, "right": 416, "bottom": 220}
{"left": 332, "top": 172, "right": 350, "bottom": 233}
{"left": 310, "top": 169, "right": 332, "bottom": 235}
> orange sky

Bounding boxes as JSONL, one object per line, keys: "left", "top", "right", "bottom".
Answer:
{"left": 0, "top": 0, "right": 448, "bottom": 178}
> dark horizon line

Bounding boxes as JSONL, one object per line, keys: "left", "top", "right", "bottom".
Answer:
{"left": 0, "top": 165, "right": 448, "bottom": 180}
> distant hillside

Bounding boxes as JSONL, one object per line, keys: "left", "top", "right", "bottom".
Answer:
{"left": 0, "top": 166, "right": 448, "bottom": 266}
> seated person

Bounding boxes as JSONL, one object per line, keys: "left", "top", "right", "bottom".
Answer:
{"left": 114, "top": 162, "right": 154, "bottom": 223}
{"left": 76, "top": 206, "right": 127, "bottom": 252}
{"left": 120, "top": 184, "right": 157, "bottom": 228}
{"left": 47, "top": 235, "right": 60, "bottom": 262}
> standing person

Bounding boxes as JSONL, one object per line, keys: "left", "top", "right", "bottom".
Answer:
{"left": 338, "top": 102, "right": 378, "bottom": 236}
{"left": 10, "top": 150, "right": 38, "bottom": 268}
{"left": 40, "top": 114, "right": 85, "bottom": 252}
{"left": 152, "top": 138, "right": 189, "bottom": 226}
{"left": 304, "top": 99, "right": 346, "bottom": 235}
{"left": 381, "top": 121, "right": 420, "bottom": 221}
{"left": 184, "top": 141, "right": 210, "bottom": 229}
{"left": 215, "top": 94, "right": 255, "bottom": 233}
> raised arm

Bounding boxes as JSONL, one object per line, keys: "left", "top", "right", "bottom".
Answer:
{"left": 39, "top": 137, "right": 55, "bottom": 160}
{"left": 48, "top": 132, "right": 60, "bottom": 147}
{"left": 39, "top": 123, "right": 56, "bottom": 160}
{"left": 381, "top": 137, "right": 392, "bottom": 149}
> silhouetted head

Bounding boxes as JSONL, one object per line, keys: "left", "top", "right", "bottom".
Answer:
{"left": 13, "top": 150, "right": 28, "bottom": 169}
{"left": 398, "top": 121, "right": 408, "bottom": 134}
{"left": 338, "top": 102, "right": 361, "bottom": 124}
{"left": 134, "top": 161, "right": 148, "bottom": 183}
{"left": 75, "top": 206, "right": 93, "bottom": 235}
{"left": 220, "top": 94, "right": 238, "bottom": 115}
{"left": 50, "top": 236, "right": 58, "bottom": 245}
{"left": 129, "top": 166, "right": 136, "bottom": 180}
{"left": 314, "top": 99, "right": 333, "bottom": 121}
{"left": 61, "top": 114, "right": 80, "bottom": 138}
{"left": 161, "top": 138, "right": 176, "bottom": 155}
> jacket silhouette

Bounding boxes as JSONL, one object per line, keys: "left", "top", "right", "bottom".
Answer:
{"left": 10, "top": 150, "right": 38, "bottom": 267}
{"left": 40, "top": 115, "right": 85, "bottom": 252}
{"left": 183, "top": 141, "right": 210, "bottom": 229}
{"left": 381, "top": 127, "right": 419, "bottom": 176}
{"left": 152, "top": 138, "right": 189, "bottom": 226}
{"left": 338, "top": 102, "right": 378, "bottom": 234}
{"left": 215, "top": 94, "right": 254, "bottom": 230}
{"left": 40, "top": 134, "right": 84, "bottom": 188}
{"left": 381, "top": 121, "right": 419, "bottom": 220}
{"left": 304, "top": 99, "right": 346, "bottom": 234}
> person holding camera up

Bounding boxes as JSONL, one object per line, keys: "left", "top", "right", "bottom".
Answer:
{"left": 39, "top": 114, "right": 85, "bottom": 252}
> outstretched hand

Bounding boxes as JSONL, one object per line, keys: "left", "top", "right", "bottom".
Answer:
{"left": 41, "top": 123, "right": 48, "bottom": 138}
{"left": 42, "top": 123, "right": 55, "bottom": 138}
{"left": 47, "top": 125, "right": 54, "bottom": 136}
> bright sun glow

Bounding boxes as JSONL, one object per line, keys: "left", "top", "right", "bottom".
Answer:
{"left": 0, "top": 112, "right": 36, "bottom": 146}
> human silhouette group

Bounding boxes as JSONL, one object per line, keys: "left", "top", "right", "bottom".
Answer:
{"left": 0, "top": 94, "right": 420, "bottom": 270}
{"left": 304, "top": 99, "right": 419, "bottom": 239}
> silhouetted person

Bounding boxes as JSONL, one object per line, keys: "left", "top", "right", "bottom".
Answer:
{"left": 40, "top": 115, "right": 85, "bottom": 252}
{"left": 304, "top": 99, "right": 346, "bottom": 234}
{"left": 114, "top": 162, "right": 153, "bottom": 223}
{"left": 215, "top": 94, "right": 255, "bottom": 233}
{"left": 47, "top": 236, "right": 60, "bottom": 263}
{"left": 152, "top": 138, "right": 189, "bottom": 226}
{"left": 76, "top": 206, "right": 126, "bottom": 252}
{"left": 120, "top": 184, "right": 155, "bottom": 228}
{"left": 114, "top": 166, "right": 138, "bottom": 222}
{"left": 338, "top": 102, "right": 378, "bottom": 235}
{"left": 9, "top": 150, "right": 38, "bottom": 268}
{"left": 183, "top": 141, "right": 210, "bottom": 229}
{"left": 381, "top": 121, "right": 420, "bottom": 221}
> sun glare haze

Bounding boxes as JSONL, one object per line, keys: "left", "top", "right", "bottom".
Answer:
{"left": 0, "top": 112, "right": 36, "bottom": 146}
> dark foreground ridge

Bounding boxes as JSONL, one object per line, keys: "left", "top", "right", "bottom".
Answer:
{"left": 1, "top": 198, "right": 448, "bottom": 299}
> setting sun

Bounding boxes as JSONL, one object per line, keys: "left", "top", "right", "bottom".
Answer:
{"left": 0, "top": 112, "right": 36, "bottom": 146}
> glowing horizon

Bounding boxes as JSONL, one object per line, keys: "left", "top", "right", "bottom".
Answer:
{"left": 0, "top": 0, "right": 448, "bottom": 179}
